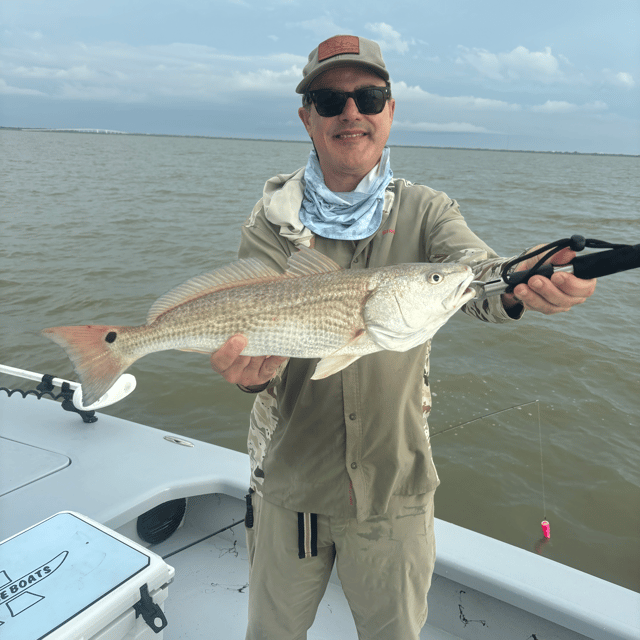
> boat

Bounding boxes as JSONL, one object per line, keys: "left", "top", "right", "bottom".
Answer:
{"left": 1, "top": 368, "right": 638, "bottom": 640}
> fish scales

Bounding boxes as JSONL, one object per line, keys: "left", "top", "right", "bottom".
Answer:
{"left": 42, "top": 247, "right": 475, "bottom": 406}
{"left": 146, "top": 267, "right": 375, "bottom": 358}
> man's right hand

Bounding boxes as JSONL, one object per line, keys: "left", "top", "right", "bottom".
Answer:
{"left": 210, "top": 334, "right": 288, "bottom": 388}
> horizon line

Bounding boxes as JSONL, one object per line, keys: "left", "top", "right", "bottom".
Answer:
{"left": 1, "top": 126, "right": 637, "bottom": 158}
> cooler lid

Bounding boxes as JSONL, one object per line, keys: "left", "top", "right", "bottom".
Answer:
{"left": 0, "top": 437, "right": 70, "bottom": 496}
{"left": 0, "top": 512, "right": 151, "bottom": 639}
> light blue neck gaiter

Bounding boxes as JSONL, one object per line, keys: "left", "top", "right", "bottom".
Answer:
{"left": 299, "top": 147, "right": 393, "bottom": 241}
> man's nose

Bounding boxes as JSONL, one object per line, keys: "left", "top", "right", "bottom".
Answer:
{"left": 340, "top": 96, "right": 361, "bottom": 119}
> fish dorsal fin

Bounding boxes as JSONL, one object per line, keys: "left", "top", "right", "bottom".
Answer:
{"left": 146, "top": 248, "right": 342, "bottom": 324}
{"left": 284, "top": 246, "right": 342, "bottom": 277}
{"left": 147, "top": 258, "right": 281, "bottom": 323}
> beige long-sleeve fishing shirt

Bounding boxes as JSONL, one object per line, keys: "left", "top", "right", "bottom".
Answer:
{"left": 239, "top": 172, "right": 522, "bottom": 521}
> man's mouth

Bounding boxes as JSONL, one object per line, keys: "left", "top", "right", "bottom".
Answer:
{"left": 335, "top": 132, "right": 367, "bottom": 139}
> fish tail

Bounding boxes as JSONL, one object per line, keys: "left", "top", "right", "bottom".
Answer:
{"left": 42, "top": 324, "right": 138, "bottom": 406}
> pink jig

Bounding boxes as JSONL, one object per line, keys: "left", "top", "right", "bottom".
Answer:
{"left": 541, "top": 520, "right": 551, "bottom": 539}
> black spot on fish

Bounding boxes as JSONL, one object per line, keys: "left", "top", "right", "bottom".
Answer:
{"left": 105, "top": 331, "right": 117, "bottom": 343}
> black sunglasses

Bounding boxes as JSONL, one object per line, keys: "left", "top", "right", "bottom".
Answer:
{"left": 304, "top": 85, "right": 392, "bottom": 117}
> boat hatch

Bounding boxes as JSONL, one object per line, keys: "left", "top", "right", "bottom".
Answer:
{"left": 0, "top": 437, "right": 70, "bottom": 496}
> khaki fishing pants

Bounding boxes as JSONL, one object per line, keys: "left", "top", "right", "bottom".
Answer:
{"left": 245, "top": 491, "right": 436, "bottom": 640}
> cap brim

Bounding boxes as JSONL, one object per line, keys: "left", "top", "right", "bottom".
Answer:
{"left": 295, "top": 60, "right": 389, "bottom": 94}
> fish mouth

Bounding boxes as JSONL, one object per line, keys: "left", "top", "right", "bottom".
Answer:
{"left": 443, "top": 272, "right": 476, "bottom": 309}
{"left": 468, "top": 280, "right": 485, "bottom": 299}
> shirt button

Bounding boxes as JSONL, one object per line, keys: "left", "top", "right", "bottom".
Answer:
{"left": 349, "top": 413, "right": 356, "bottom": 420}
{"left": 351, "top": 462, "right": 358, "bottom": 469}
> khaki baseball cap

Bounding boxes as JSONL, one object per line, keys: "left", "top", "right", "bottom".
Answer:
{"left": 295, "top": 35, "right": 389, "bottom": 94}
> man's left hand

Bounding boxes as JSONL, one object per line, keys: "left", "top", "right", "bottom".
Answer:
{"left": 501, "top": 246, "right": 596, "bottom": 315}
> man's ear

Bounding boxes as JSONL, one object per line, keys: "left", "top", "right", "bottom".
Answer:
{"left": 298, "top": 106, "right": 312, "bottom": 137}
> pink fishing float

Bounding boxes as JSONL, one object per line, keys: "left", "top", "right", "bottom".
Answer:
{"left": 541, "top": 520, "right": 551, "bottom": 539}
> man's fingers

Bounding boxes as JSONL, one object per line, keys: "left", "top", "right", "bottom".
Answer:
{"left": 515, "top": 246, "right": 576, "bottom": 273}
{"left": 242, "top": 355, "right": 267, "bottom": 379}
{"left": 240, "top": 355, "right": 288, "bottom": 386}
{"left": 510, "top": 243, "right": 597, "bottom": 315}
{"left": 514, "top": 273, "right": 591, "bottom": 315}
{"left": 262, "top": 355, "right": 288, "bottom": 378}
{"left": 210, "top": 334, "right": 248, "bottom": 374}
{"left": 546, "top": 247, "right": 576, "bottom": 266}
{"left": 551, "top": 271, "right": 596, "bottom": 298}
{"left": 210, "top": 335, "right": 288, "bottom": 386}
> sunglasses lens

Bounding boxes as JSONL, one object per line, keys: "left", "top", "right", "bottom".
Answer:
{"left": 309, "top": 88, "right": 388, "bottom": 117}
{"left": 313, "top": 91, "right": 347, "bottom": 117}
{"left": 356, "top": 89, "right": 385, "bottom": 114}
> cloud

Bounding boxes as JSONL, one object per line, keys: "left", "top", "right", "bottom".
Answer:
{"left": 457, "top": 46, "right": 637, "bottom": 93}
{"left": 615, "top": 72, "right": 635, "bottom": 88}
{"left": 288, "top": 17, "right": 347, "bottom": 39}
{"left": 605, "top": 70, "right": 636, "bottom": 88}
{"left": 365, "top": 23, "right": 409, "bottom": 54}
{"left": 2, "top": 40, "right": 307, "bottom": 102}
{"left": 531, "top": 100, "right": 608, "bottom": 113}
{"left": 12, "top": 64, "right": 95, "bottom": 80}
{"left": 0, "top": 78, "right": 46, "bottom": 96}
{"left": 230, "top": 65, "right": 304, "bottom": 92}
{"left": 393, "top": 119, "right": 498, "bottom": 134}
{"left": 393, "top": 81, "right": 521, "bottom": 111}
{"left": 456, "top": 45, "right": 566, "bottom": 83}
{"left": 2, "top": 28, "right": 43, "bottom": 41}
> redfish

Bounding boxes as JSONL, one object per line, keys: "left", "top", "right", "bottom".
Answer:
{"left": 43, "top": 247, "right": 475, "bottom": 406}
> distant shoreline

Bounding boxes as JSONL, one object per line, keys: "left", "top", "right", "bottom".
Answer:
{"left": 1, "top": 126, "right": 637, "bottom": 158}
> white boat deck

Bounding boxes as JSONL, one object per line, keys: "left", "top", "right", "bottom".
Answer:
{"left": 1, "top": 393, "right": 639, "bottom": 640}
{"left": 141, "top": 492, "right": 590, "bottom": 640}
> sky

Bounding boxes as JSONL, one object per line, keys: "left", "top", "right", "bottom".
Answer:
{"left": 1, "top": 0, "right": 639, "bottom": 154}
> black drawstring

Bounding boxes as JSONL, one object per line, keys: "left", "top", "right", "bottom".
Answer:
{"left": 297, "top": 512, "right": 318, "bottom": 559}
{"left": 500, "top": 234, "right": 632, "bottom": 287}
{"left": 245, "top": 490, "right": 318, "bottom": 560}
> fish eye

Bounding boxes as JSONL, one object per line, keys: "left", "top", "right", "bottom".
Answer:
{"left": 428, "top": 273, "right": 444, "bottom": 284}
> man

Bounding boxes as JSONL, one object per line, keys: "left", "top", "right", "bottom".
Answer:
{"left": 211, "top": 35, "right": 595, "bottom": 640}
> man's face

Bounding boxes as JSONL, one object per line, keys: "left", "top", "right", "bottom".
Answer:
{"left": 298, "top": 66, "right": 395, "bottom": 192}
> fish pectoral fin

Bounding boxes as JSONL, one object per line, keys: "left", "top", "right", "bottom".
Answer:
{"left": 311, "top": 354, "right": 362, "bottom": 380}
{"left": 311, "top": 330, "right": 374, "bottom": 379}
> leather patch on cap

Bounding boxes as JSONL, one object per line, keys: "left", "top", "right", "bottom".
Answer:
{"left": 318, "top": 35, "right": 360, "bottom": 62}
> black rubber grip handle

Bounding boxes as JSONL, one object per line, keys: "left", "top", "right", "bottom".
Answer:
{"left": 505, "top": 244, "right": 640, "bottom": 290}
{"left": 571, "top": 244, "right": 640, "bottom": 279}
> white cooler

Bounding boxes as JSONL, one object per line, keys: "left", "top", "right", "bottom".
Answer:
{"left": 0, "top": 511, "right": 175, "bottom": 640}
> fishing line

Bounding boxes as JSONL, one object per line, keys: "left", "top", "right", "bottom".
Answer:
{"left": 431, "top": 400, "right": 551, "bottom": 540}
{"left": 430, "top": 401, "right": 539, "bottom": 438}
{"left": 537, "top": 401, "right": 547, "bottom": 518}
{"left": 537, "top": 400, "right": 551, "bottom": 540}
